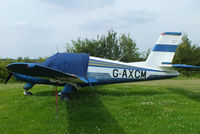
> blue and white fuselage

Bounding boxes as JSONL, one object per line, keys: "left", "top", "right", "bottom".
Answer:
{"left": 86, "top": 56, "right": 179, "bottom": 85}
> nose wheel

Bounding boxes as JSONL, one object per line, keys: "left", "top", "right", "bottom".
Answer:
{"left": 23, "top": 83, "right": 34, "bottom": 96}
{"left": 24, "top": 91, "right": 33, "bottom": 96}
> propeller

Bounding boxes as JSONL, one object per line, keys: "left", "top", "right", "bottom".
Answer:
{"left": 5, "top": 73, "right": 13, "bottom": 84}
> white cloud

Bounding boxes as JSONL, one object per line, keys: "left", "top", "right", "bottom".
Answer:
{"left": 17, "top": 20, "right": 29, "bottom": 26}
{"left": 38, "top": 0, "right": 114, "bottom": 10}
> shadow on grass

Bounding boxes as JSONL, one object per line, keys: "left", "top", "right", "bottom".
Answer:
{"left": 34, "top": 87, "right": 168, "bottom": 133}
{"left": 96, "top": 90, "right": 166, "bottom": 97}
{"left": 167, "top": 87, "right": 200, "bottom": 102}
{"left": 34, "top": 88, "right": 166, "bottom": 97}
{"left": 66, "top": 90, "right": 125, "bottom": 134}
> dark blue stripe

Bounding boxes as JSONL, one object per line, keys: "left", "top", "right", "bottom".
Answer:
{"left": 90, "top": 59, "right": 122, "bottom": 65}
{"left": 162, "top": 62, "right": 172, "bottom": 64}
{"left": 152, "top": 44, "right": 177, "bottom": 52}
{"left": 89, "top": 59, "right": 140, "bottom": 69}
{"left": 89, "top": 59, "right": 167, "bottom": 72}
{"left": 87, "top": 75, "right": 177, "bottom": 85}
{"left": 172, "top": 64, "right": 200, "bottom": 69}
{"left": 89, "top": 62, "right": 140, "bottom": 69}
{"left": 163, "top": 32, "right": 182, "bottom": 36}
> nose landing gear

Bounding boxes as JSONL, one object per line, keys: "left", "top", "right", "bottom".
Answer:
{"left": 23, "top": 83, "right": 34, "bottom": 96}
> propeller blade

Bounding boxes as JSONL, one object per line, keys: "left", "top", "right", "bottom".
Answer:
{"left": 5, "top": 73, "right": 13, "bottom": 84}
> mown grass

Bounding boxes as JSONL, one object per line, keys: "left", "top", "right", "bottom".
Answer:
{"left": 0, "top": 79, "right": 200, "bottom": 134}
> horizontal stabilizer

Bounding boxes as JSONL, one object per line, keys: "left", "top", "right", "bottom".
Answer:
{"left": 172, "top": 64, "right": 200, "bottom": 69}
{"left": 159, "top": 63, "right": 200, "bottom": 69}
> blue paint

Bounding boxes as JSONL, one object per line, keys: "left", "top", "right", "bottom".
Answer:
{"left": 13, "top": 73, "right": 53, "bottom": 84}
{"left": 24, "top": 83, "right": 34, "bottom": 90}
{"left": 152, "top": 44, "right": 177, "bottom": 52}
{"left": 43, "top": 53, "right": 89, "bottom": 77}
{"left": 163, "top": 32, "right": 182, "bottom": 36}
{"left": 78, "top": 76, "right": 98, "bottom": 83}
{"left": 62, "top": 84, "right": 72, "bottom": 93}
{"left": 87, "top": 74, "right": 177, "bottom": 85}
{"left": 27, "top": 63, "right": 35, "bottom": 68}
{"left": 89, "top": 61, "right": 138, "bottom": 69}
{"left": 89, "top": 59, "right": 140, "bottom": 68}
{"left": 89, "top": 59, "right": 165, "bottom": 72}
{"left": 162, "top": 62, "right": 172, "bottom": 64}
{"left": 172, "top": 64, "right": 200, "bottom": 68}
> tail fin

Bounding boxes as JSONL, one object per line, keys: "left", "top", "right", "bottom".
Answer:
{"left": 145, "top": 32, "right": 182, "bottom": 68}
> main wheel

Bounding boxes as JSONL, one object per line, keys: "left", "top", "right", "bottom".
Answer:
{"left": 60, "top": 94, "right": 71, "bottom": 101}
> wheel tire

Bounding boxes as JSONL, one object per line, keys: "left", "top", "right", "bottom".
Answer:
{"left": 24, "top": 91, "right": 33, "bottom": 96}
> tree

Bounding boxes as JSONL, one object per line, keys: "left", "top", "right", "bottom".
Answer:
{"left": 66, "top": 29, "right": 142, "bottom": 62}
{"left": 118, "top": 34, "right": 141, "bottom": 62}
{"left": 17, "top": 57, "right": 22, "bottom": 62}
{"left": 173, "top": 34, "right": 200, "bottom": 66}
{"left": 141, "top": 48, "right": 151, "bottom": 61}
{"left": 173, "top": 34, "right": 200, "bottom": 76}
{"left": 0, "top": 59, "right": 11, "bottom": 83}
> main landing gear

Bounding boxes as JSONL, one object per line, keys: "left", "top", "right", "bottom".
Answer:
{"left": 59, "top": 84, "right": 77, "bottom": 101}
{"left": 22, "top": 82, "right": 77, "bottom": 101}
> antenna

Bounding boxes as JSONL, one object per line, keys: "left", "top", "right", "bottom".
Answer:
{"left": 56, "top": 47, "right": 59, "bottom": 53}
{"left": 117, "top": 52, "right": 128, "bottom": 61}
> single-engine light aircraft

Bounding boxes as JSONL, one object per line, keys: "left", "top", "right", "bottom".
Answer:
{"left": 5, "top": 32, "right": 200, "bottom": 100}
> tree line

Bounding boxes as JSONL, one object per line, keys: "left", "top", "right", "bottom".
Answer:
{"left": 0, "top": 30, "right": 199, "bottom": 83}
{"left": 66, "top": 30, "right": 148, "bottom": 62}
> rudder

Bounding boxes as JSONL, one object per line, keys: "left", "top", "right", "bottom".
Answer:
{"left": 146, "top": 32, "right": 182, "bottom": 68}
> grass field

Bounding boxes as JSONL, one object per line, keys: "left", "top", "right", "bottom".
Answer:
{"left": 0, "top": 79, "right": 200, "bottom": 134}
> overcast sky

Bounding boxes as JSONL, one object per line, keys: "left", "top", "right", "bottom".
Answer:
{"left": 0, "top": 0, "right": 200, "bottom": 58}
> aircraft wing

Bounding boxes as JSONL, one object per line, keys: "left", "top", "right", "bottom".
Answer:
{"left": 7, "top": 63, "right": 88, "bottom": 84}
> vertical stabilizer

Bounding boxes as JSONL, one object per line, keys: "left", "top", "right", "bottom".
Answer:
{"left": 146, "top": 32, "right": 182, "bottom": 68}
